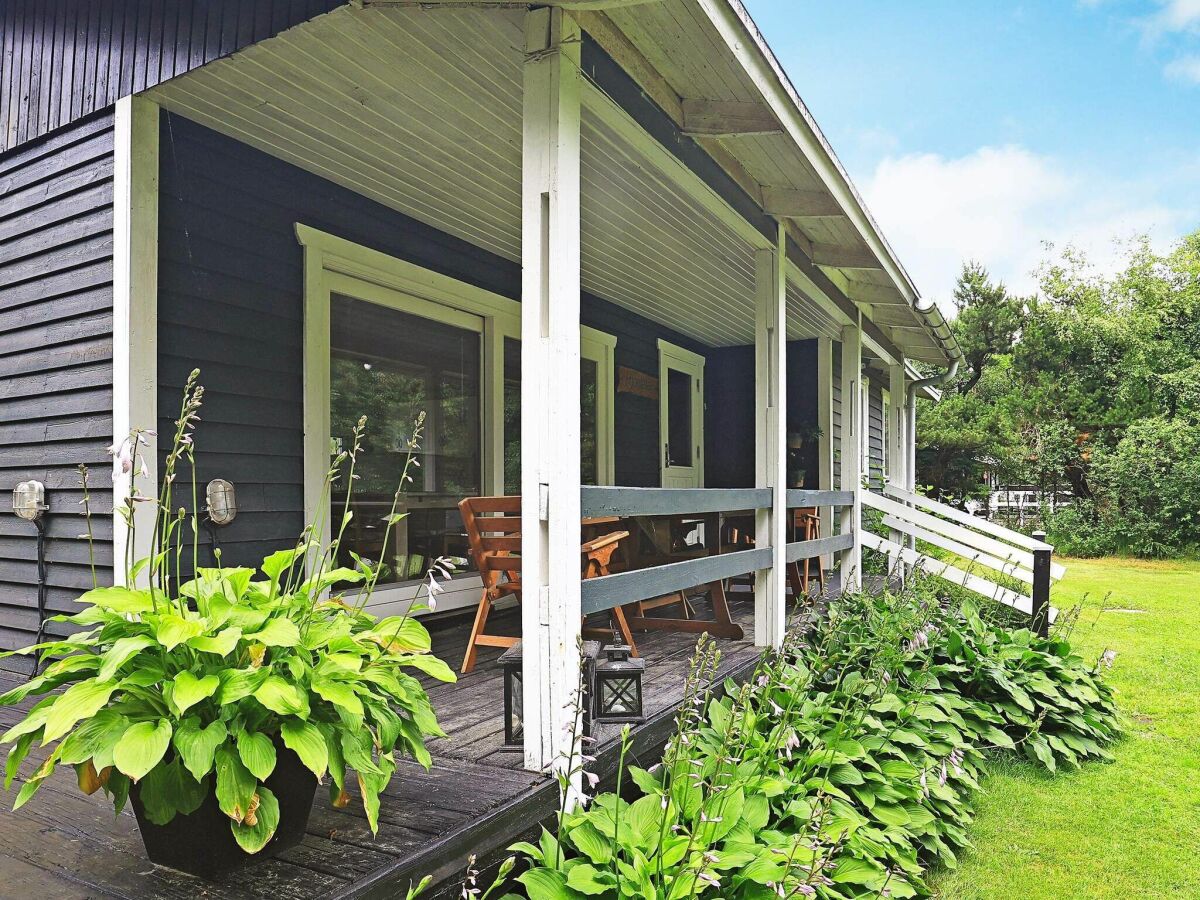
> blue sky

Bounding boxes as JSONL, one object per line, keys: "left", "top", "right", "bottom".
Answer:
{"left": 742, "top": 0, "right": 1200, "bottom": 309}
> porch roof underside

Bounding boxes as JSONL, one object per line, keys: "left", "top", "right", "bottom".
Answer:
{"left": 147, "top": 4, "right": 944, "bottom": 360}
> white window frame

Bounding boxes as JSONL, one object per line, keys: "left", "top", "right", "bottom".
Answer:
{"left": 657, "top": 338, "right": 706, "bottom": 489}
{"left": 297, "top": 225, "right": 616, "bottom": 616}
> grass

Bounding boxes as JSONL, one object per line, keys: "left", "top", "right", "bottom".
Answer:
{"left": 930, "top": 557, "right": 1200, "bottom": 899}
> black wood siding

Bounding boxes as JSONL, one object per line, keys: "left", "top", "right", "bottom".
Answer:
{"left": 703, "top": 341, "right": 821, "bottom": 490}
{"left": 868, "top": 377, "right": 885, "bottom": 489}
{"left": 1, "top": 0, "right": 343, "bottom": 153}
{"left": 158, "top": 113, "right": 716, "bottom": 568}
{"left": 0, "top": 110, "right": 114, "bottom": 668}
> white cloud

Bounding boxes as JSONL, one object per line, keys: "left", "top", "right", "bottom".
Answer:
{"left": 861, "top": 145, "right": 1191, "bottom": 314}
{"left": 1148, "top": 0, "right": 1200, "bottom": 33}
{"left": 1164, "top": 54, "right": 1200, "bottom": 81}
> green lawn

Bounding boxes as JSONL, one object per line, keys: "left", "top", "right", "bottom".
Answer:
{"left": 930, "top": 557, "right": 1200, "bottom": 899}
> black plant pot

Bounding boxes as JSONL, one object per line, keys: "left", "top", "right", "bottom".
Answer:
{"left": 130, "top": 739, "right": 317, "bottom": 878}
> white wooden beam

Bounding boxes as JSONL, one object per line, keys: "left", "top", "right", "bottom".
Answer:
{"left": 869, "top": 305, "right": 927, "bottom": 328}
{"left": 681, "top": 99, "right": 781, "bottom": 136}
{"left": 762, "top": 187, "right": 844, "bottom": 218}
{"left": 888, "top": 362, "right": 907, "bottom": 492}
{"left": 754, "top": 223, "right": 787, "bottom": 648}
{"left": 521, "top": 7, "right": 583, "bottom": 778}
{"left": 838, "top": 320, "right": 863, "bottom": 591}
{"left": 112, "top": 96, "right": 160, "bottom": 586}
{"left": 816, "top": 336, "right": 834, "bottom": 569}
{"left": 845, "top": 279, "right": 912, "bottom": 306}
{"left": 693, "top": 0, "right": 923, "bottom": 306}
{"left": 812, "top": 243, "right": 884, "bottom": 270}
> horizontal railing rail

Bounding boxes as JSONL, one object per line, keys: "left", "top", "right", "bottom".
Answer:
{"left": 580, "top": 486, "right": 771, "bottom": 518}
{"left": 864, "top": 490, "right": 1065, "bottom": 581}
{"left": 578, "top": 486, "right": 859, "bottom": 616}
{"left": 861, "top": 532, "right": 1055, "bottom": 623}
{"left": 784, "top": 533, "right": 853, "bottom": 564}
{"left": 785, "top": 489, "right": 855, "bottom": 508}
{"left": 884, "top": 485, "right": 1057, "bottom": 556}
{"left": 865, "top": 487, "right": 1062, "bottom": 634}
{"left": 580, "top": 547, "right": 771, "bottom": 615}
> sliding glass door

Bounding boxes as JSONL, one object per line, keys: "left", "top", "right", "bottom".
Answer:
{"left": 329, "top": 293, "right": 483, "bottom": 586}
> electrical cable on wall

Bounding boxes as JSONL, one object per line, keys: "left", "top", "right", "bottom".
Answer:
{"left": 12, "top": 480, "right": 49, "bottom": 679}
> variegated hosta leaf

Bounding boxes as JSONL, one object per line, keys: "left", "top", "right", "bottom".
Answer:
{"left": 112, "top": 719, "right": 173, "bottom": 781}
{"left": 280, "top": 719, "right": 328, "bottom": 780}
{"left": 236, "top": 729, "right": 277, "bottom": 782}
{"left": 172, "top": 717, "right": 228, "bottom": 782}
{"left": 230, "top": 786, "right": 280, "bottom": 853}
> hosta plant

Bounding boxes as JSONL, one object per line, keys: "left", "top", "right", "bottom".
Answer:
{"left": 0, "top": 371, "right": 454, "bottom": 857}
{"left": 497, "top": 576, "right": 1119, "bottom": 900}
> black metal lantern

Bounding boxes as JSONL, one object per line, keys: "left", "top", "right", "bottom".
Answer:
{"left": 500, "top": 640, "right": 602, "bottom": 750}
{"left": 499, "top": 642, "right": 524, "bottom": 750}
{"left": 593, "top": 640, "right": 645, "bottom": 724}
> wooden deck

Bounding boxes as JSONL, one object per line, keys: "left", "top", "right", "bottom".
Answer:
{"left": 0, "top": 594, "right": 764, "bottom": 900}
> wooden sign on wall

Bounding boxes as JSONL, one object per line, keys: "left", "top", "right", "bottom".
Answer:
{"left": 617, "top": 366, "right": 658, "bottom": 401}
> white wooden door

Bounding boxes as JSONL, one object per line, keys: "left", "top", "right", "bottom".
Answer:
{"left": 658, "top": 340, "right": 705, "bottom": 488}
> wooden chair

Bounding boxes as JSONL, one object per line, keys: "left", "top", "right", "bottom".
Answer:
{"left": 787, "top": 507, "right": 826, "bottom": 598}
{"left": 458, "top": 496, "right": 637, "bottom": 674}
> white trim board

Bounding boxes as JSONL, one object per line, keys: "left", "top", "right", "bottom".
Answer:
{"left": 657, "top": 338, "right": 706, "bottom": 489}
{"left": 112, "top": 96, "right": 160, "bottom": 586}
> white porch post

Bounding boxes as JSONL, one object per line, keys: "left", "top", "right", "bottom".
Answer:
{"left": 888, "top": 363, "right": 907, "bottom": 490}
{"left": 754, "top": 224, "right": 788, "bottom": 647}
{"left": 838, "top": 321, "right": 863, "bottom": 591}
{"left": 520, "top": 8, "right": 583, "bottom": 775}
{"left": 887, "top": 361, "right": 907, "bottom": 576}
{"left": 816, "top": 336, "right": 834, "bottom": 571}
{"left": 112, "top": 95, "right": 160, "bottom": 586}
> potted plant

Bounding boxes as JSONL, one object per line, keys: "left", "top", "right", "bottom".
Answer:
{"left": 0, "top": 371, "right": 455, "bottom": 876}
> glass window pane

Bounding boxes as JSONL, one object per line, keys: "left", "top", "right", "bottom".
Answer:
{"left": 330, "top": 294, "right": 481, "bottom": 585}
{"left": 503, "top": 337, "right": 603, "bottom": 492}
{"left": 666, "top": 367, "right": 692, "bottom": 467}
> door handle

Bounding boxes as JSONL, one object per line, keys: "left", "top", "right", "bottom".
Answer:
{"left": 664, "top": 443, "right": 671, "bottom": 469}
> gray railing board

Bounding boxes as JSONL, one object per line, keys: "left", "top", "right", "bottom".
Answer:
{"left": 786, "top": 489, "right": 855, "bottom": 508}
{"left": 580, "top": 486, "right": 772, "bottom": 518}
{"left": 784, "top": 533, "right": 854, "bottom": 564}
{"left": 580, "top": 548, "right": 772, "bottom": 614}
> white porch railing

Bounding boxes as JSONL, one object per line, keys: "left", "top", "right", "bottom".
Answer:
{"left": 862, "top": 485, "right": 1062, "bottom": 633}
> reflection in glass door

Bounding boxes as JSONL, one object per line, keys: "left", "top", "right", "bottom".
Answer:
{"left": 329, "top": 293, "right": 481, "bottom": 585}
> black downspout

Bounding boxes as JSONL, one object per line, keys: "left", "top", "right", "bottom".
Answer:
{"left": 31, "top": 519, "right": 48, "bottom": 678}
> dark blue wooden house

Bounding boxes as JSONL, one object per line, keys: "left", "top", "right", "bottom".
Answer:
{"left": 0, "top": 3, "right": 974, "bottom": 896}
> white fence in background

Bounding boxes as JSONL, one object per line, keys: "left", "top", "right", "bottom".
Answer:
{"left": 862, "top": 485, "right": 1062, "bottom": 626}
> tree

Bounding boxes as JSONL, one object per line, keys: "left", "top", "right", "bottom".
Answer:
{"left": 950, "top": 262, "right": 1026, "bottom": 395}
{"left": 916, "top": 265, "right": 1027, "bottom": 502}
{"left": 917, "top": 231, "right": 1200, "bottom": 556}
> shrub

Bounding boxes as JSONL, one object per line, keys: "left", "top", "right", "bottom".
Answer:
{"left": 1088, "top": 416, "right": 1200, "bottom": 558}
{"left": 496, "top": 578, "right": 1119, "bottom": 899}
{"left": 1043, "top": 501, "right": 1118, "bottom": 558}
